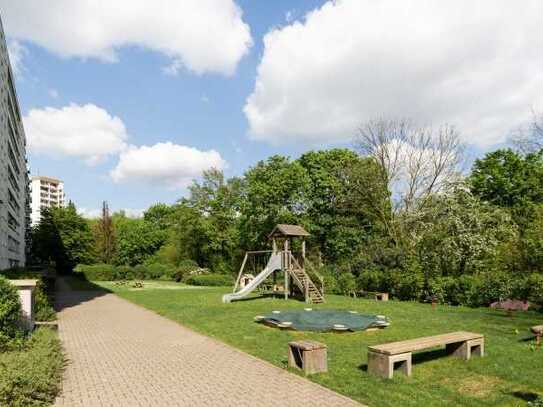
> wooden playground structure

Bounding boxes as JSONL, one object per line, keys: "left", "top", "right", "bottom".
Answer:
{"left": 227, "top": 224, "right": 324, "bottom": 304}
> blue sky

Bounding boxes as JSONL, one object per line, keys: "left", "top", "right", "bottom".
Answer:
{"left": 3, "top": 1, "right": 541, "bottom": 216}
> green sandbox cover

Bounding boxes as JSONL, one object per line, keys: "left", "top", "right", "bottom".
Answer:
{"left": 258, "top": 309, "right": 389, "bottom": 332}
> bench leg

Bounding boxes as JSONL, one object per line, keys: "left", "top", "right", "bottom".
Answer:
{"left": 368, "top": 351, "right": 411, "bottom": 379}
{"left": 447, "top": 339, "right": 484, "bottom": 360}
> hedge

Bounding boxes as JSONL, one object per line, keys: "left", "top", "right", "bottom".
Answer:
{"left": 184, "top": 274, "right": 234, "bottom": 287}
{"left": 0, "top": 328, "right": 63, "bottom": 406}
{"left": 74, "top": 262, "right": 201, "bottom": 282}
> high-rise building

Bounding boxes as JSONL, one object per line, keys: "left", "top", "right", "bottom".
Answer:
{"left": 30, "top": 176, "right": 66, "bottom": 225}
{"left": 0, "top": 16, "right": 30, "bottom": 269}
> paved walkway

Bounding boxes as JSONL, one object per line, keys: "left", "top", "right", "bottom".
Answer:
{"left": 54, "top": 284, "right": 362, "bottom": 406}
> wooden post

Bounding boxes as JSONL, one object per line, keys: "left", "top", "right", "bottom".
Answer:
{"left": 284, "top": 238, "right": 289, "bottom": 300}
{"left": 233, "top": 253, "right": 248, "bottom": 293}
{"left": 272, "top": 238, "right": 277, "bottom": 254}
{"left": 301, "top": 239, "right": 306, "bottom": 269}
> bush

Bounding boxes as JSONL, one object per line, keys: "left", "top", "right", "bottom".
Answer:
{"left": 74, "top": 264, "right": 116, "bottom": 280}
{"left": 387, "top": 264, "right": 425, "bottom": 301}
{"left": 0, "top": 276, "right": 23, "bottom": 350}
{"left": 185, "top": 274, "right": 233, "bottom": 287}
{"left": 172, "top": 260, "right": 199, "bottom": 282}
{"left": 357, "top": 269, "right": 385, "bottom": 293}
{"left": 337, "top": 272, "right": 356, "bottom": 296}
{"left": 525, "top": 273, "right": 543, "bottom": 307}
{"left": 0, "top": 328, "right": 63, "bottom": 406}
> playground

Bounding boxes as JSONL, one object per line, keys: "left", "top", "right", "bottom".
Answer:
{"left": 101, "top": 282, "right": 543, "bottom": 407}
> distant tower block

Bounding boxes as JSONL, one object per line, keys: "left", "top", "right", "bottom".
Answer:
{"left": 30, "top": 176, "right": 67, "bottom": 225}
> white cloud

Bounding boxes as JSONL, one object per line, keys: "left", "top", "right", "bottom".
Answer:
{"left": 110, "top": 142, "right": 226, "bottom": 188}
{"left": 24, "top": 103, "right": 128, "bottom": 165}
{"left": 7, "top": 39, "right": 27, "bottom": 76}
{"left": 79, "top": 207, "right": 144, "bottom": 219}
{"left": 245, "top": 0, "right": 543, "bottom": 147}
{"left": 0, "top": 0, "right": 252, "bottom": 76}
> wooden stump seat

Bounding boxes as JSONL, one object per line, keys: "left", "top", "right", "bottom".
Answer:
{"left": 288, "top": 340, "right": 327, "bottom": 375}
{"left": 368, "top": 331, "right": 484, "bottom": 379}
{"left": 375, "top": 292, "right": 389, "bottom": 301}
{"left": 531, "top": 325, "right": 543, "bottom": 347}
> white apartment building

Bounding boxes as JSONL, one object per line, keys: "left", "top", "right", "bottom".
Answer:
{"left": 30, "top": 176, "right": 66, "bottom": 225}
{"left": 0, "top": 16, "right": 30, "bottom": 269}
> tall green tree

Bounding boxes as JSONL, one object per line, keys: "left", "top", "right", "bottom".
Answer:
{"left": 469, "top": 149, "right": 543, "bottom": 208}
{"left": 113, "top": 213, "right": 167, "bottom": 266}
{"left": 32, "top": 203, "right": 95, "bottom": 272}
{"left": 298, "top": 149, "right": 376, "bottom": 262}
{"left": 239, "top": 156, "right": 309, "bottom": 249}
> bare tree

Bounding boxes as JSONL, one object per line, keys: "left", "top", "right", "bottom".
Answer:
{"left": 354, "top": 118, "right": 464, "bottom": 213}
{"left": 511, "top": 111, "right": 543, "bottom": 154}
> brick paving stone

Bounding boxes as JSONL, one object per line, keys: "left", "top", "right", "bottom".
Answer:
{"left": 54, "top": 282, "right": 363, "bottom": 407}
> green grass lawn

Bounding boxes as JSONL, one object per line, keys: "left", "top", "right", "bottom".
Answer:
{"left": 95, "top": 281, "right": 543, "bottom": 406}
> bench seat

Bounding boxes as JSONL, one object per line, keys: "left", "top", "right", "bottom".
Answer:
{"left": 368, "top": 331, "right": 484, "bottom": 379}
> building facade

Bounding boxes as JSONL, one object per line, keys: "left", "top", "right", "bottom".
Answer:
{"left": 30, "top": 176, "right": 66, "bottom": 225}
{"left": 0, "top": 17, "right": 30, "bottom": 269}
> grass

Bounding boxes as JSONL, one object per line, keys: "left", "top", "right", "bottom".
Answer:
{"left": 94, "top": 281, "right": 543, "bottom": 406}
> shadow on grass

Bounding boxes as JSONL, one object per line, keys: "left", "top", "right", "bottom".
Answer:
{"left": 507, "top": 390, "right": 540, "bottom": 402}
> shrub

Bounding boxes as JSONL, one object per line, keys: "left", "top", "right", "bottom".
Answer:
{"left": 525, "top": 273, "right": 543, "bottom": 307}
{"left": 0, "top": 328, "right": 63, "bottom": 406}
{"left": 0, "top": 276, "right": 22, "bottom": 350}
{"left": 314, "top": 265, "right": 340, "bottom": 294}
{"left": 388, "top": 265, "right": 424, "bottom": 301}
{"left": 114, "top": 265, "right": 134, "bottom": 280}
{"left": 172, "top": 260, "right": 199, "bottom": 282}
{"left": 357, "top": 269, "right": 385, "bottom": 293}
{"left": 337, "top": 272, "right": 356, "bottom": 296}
{"left": 74, "top": 264, "right": 116, "bottom": 280}
{"left": 185, "top": 274, "right": 233, "bottom": 287}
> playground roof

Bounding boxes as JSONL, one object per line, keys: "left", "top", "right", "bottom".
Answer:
{"left": 269, "top": 224, "right": 310, "bottom": 238}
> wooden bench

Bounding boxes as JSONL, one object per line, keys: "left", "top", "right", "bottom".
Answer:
{"left": 367, "top": 331, "right": 484, "bottom": 379}
{"left": 288, "top": 340, "right": 327, "bottom": 375}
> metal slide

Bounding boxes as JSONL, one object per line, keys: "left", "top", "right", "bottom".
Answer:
{"left": 222, "top": 252, "right": 283, "bottom": 303}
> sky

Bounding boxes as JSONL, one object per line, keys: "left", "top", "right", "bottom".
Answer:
{"left": 1, "top": 0, "right": 542, "bottom": 218}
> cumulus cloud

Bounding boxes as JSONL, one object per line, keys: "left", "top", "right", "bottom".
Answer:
{"left": 0, "top": 0, "right": 252, "bottom": 76}
{"left": 110, "top": 142, "right": 226, "bottom": 188}
{"left": 24, "top": 103, "right": 128, "bottom": 165}
{"left": 245, "top": 0, "right": 543, "bottom": 147}
{"left": 79, "top": 207, "right": 144, "bottom": 219}
{"left": 7, "top": 39, "right": 27, "bottom": 76}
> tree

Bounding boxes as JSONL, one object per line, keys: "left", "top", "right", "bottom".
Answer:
{"left": 239, "top": 156, "right": 309, "bottom": 249}
{"left": 298, "top": 149, "right": 376, "bottom": 262}
{"left": 469, "top": 149, "right": 543, "bottom": 208}
{"left": 112, "top": 213, "right": 167, "bottom": 266}
{"left": 93, "top": 201, "right": 116, "bottom": 264}
{"left": 32, "top": 203, "right": 95, "bottom": 272}
{"left": 414, "top": 188, "right": 518, "bottom": 279}
{"left": 143, "top": 203, "right": 175, "bottom": 229}
{"left": 354, "top": 118, "right": 464, "bottom": 213}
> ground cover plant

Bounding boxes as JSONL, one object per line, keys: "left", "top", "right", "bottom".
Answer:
{"left": 97, "top": 282, "right": 543, "bottom": 407}
{"left": 0, "top": 328, "right": 63, "bottom": 406}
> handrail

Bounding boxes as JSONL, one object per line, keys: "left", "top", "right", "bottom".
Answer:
{"left": 304, "top": 258, "right": 324, "bottom": 296}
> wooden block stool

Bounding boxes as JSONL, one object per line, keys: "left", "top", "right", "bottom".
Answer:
{"left": 532, "top": 325, "right": 543, "bottom": 348}
{"left": 288, "top": 340, "right": 327, "bottom": 375}
{"left": 375, "top": 292, "right": 389, "bottom": 301}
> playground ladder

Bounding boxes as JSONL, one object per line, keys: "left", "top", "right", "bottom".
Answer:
{"left": 288, "top": 253, "right": 325, "bottom": 304}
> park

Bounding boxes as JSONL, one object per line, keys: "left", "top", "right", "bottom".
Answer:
{"left": 1, "top": 2, "right": 543, "bottom": 406}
